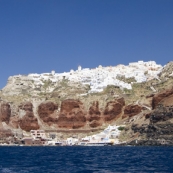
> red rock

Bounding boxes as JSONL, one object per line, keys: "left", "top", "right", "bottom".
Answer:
{"left": 19, "top": 112, "right": 39, "bottom": 131}
{"left": 58, "top": 113, "right": 86, "bottom": 129}
{"left": 122, "top": 104, "right": 142, "bottom": 119}
{"left": 87, "top": 101, "right": 101, "bottom": 122}
{"left": 19, "top": 102, "right": 39, "bottom": 131}
{"left": 38, "top": 101, "right": 58, "bottom": 124}
{"left": 159, "top": 94, "right": 173, "bottom": 107}
{"left": 0, "top": 102, "right": 11, "bottom": 124}
{"left": 103, "top": 101, "right": 123, "bottom": 121}
{"left": 152, "top": 88, "right": 173, "bottom": 109}
{"left": 57, "top": 99, "right": 86, "bottom": 129}
{"left": 117, "top": 97, "right": 125, "bottom": 106}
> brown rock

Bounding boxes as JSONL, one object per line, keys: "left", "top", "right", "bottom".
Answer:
{"left": 122, "top": 104, "right": 142, "bottom": 119}
{"left": 0, "top": 102, "right": 11, "bottom": 124}
{"left": 89, "top": 120, "right": 101, "bottom": 128}
{"left": 9, "top": 116, "right": 19, "bottom": 129}
{"left": 0, "top": 129, "right": 13, "bottom": 139}
{"left": 117, "top": 97, "right": 125, "bottom": 106}
{"left": 58, "top": 113, "right": 86, "bottom": 129}
{"left": 19, "top": 112, "right": 39, "bottom": 131}
{"left": 19, "top": 102, "right": 39, "bottom": 131}
{"left": 159, "top": 94, "right": 173, "bottom": 107}
{"left": 58, "top": 99, "right": 86, "bottom": 129}
{"left": 145, "top": 113, "right": 151, "bottom": 119}
{"left": 18, "top": 101, "right": 33, "bottom": 112}
{"left": 87, "top": 101, "right": 101, "bottom": 122}
{"left": 146, "top": 94, "right": 154, "bottom": 98}
{"left": 103, "top": 100, "right": 123, "bottom": 121}
{"left": 152, "top": 88, "right": 173, "bottom": 109}
{"left": 60, "top": 99, "right": 82, "bottom": 113}
{"left": 38, "top": 101, "right": 58, "bottom": 124}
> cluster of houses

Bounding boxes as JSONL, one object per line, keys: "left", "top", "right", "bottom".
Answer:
{"left": 5, "top": 60, "right": 162, "bottom": 94}
{"left": 0, "top": 125, "right": 123, "bottom": 146}
{"left": 76, "top": 125, "right": 121, "bottom": 146}
{"left": 25, "top": 125, "right": 122, "bottom": 146}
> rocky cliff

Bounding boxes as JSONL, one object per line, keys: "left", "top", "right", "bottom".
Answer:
{"left": 129, "top": 88, "right": 173, "bottom": 145}
{"left": 0, "top": 61, "right": 173, "bottom": 145}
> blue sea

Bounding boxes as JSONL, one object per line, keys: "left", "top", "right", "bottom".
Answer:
{"left": 0, "top": 146, "right": 173, "bottom": 173}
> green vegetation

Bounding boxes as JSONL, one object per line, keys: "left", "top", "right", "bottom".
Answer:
{"left": 116, "top": 75, "right": 136, "bottom": 83}
{"left": 144, "top": 71, "right": 148, "bottom": 75}
{"left": 123, "top": 88, "right": 132, "bottom": 94}
{"left": 118, "top": 126, "right": 125, "bottom": 131}
{"left": 42, "top": 79, "right": 52, "bottom": 90}
{"left": 59, "top": 79, "right": 69, "bottom": 87}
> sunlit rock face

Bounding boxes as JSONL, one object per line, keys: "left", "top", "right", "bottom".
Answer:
{"left": 58, "top": 99, "right": 87, "bottom": 129}
{"left": 38, "top": 101, "right": 58, "bottom": 125}
{"left": 18, "top": 102, "right": 39, "bottom": 131}
{"left": 4, "top": 61, "right": 173, "bottom": 146}
{"left": 87, "top": 101, "right": 101, "bottom": 122}
{"left": 103, "top": 100, "right": 124, "bottom": 121}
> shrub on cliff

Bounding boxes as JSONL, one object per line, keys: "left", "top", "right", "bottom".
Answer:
{"left": 118, "top": 126, "right": 125, "bottom": 131}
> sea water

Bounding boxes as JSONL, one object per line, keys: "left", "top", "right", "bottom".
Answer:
{"left": 0, "top": 146, "right": 173, "bottom": 173}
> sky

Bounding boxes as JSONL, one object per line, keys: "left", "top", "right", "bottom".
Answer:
{"left": 0, "top": 0, "right": 173, "bottom": 89}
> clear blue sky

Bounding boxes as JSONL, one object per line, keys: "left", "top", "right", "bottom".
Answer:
{"left": 0, "top": 0, "right": 173, "bottom": 89}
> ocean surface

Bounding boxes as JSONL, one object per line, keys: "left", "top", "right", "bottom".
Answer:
{"left": 0, "top": 146, "right": 173, "bottom": 173}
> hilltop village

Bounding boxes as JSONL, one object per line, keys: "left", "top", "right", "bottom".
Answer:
{"left": 4, "top": 60, "right": 162, "bottom": 95}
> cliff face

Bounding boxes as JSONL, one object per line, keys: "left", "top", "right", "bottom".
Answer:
{"left": 122, "top": 105, "right": 142, "bottom": 119}
{"left": 0, "top": 97, "right": 142, "bottom": 132}
{"left": 18, "top": 102, "right": 39, "bottom": 131}
{"left": 152, "top": 88, "right": 173, "bottom": 109}
{"left": 103, "top": 100, "right": 124, "bottom": 121}
{"left": 58, "top": 99, "right": 86, "bottom": 129}
{"left": 1, "top": 61, "right": 173, "bottom": 145}
{"left": 130, "top": 89, "right": 173, "bottom": 145}
{"left": 38, "top": 101, "right": 58, "bottom": 125}
{"left": 87, "top": 101, "right": 102, "bottom": 128}
{"left": 8, "top": 98, "right": 127, "bottom": 131}
{"left": 5, "top": 102, "right": 40, "bottom": 131}
{"left": 0, "top": 102, "right": 11, "bottom": 124}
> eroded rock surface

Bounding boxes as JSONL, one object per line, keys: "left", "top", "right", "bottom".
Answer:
{"left": 38, "top": 101, "right": 58, "bottom": 125}
{"left": 58, "top": 99, "right": 86, "bottom": 129}
{"left": 122, "top": 104, "right": 142, "bottom": 119}
{"left": 152, "top": 88, "right": 173, "bottom": 109}
{"left": 131, "top": 101, "right": 173, "bottom": 145}
{"left": 19, "top": 102, "right": 39, "bottom": 131}
{"left": 87, "top": 101, "right": 101, "bottom": 122}
{"left": 103, "top": 100, "right": 123, "bottom": 121}
{"left": 0, "top": 102, "right": 11, "bottom": 124}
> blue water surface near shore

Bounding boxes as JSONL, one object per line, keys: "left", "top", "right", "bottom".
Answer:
{"left": 0, "top": 146, "right": 173, "bottom": 173}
